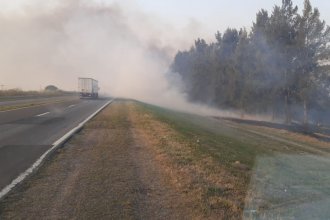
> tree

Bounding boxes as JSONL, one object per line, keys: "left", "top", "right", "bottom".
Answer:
{"left": 171, "top": 0, "right": 330, "bottom": 127}
{"left": 267, "top": 0, "right": 299, "bottom": 124}
{"left": 295, "top": 0, "right": 330, "bottom": 127}
{"left": 234, "top": 28, "right": 250, "bottom": 117}
{"left": 45, "top": 85, "right": 59, "bottom": 92}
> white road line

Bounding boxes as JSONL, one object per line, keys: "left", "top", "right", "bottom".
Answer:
{"left": 36, "top": 112, "right": 50, "bottom": 117}
{"left": 0, "top": 99, "right": 114, "bottom": 200}
{"left": 67, "top": 104, "right": 75, "bottom": 109}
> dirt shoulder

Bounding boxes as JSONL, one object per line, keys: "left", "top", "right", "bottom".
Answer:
{"left": 0, "top": 101, "right": 216, "bottom": 219}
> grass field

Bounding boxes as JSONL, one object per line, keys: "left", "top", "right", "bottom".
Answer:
{"left": 0, "top": 98, "right": 77, "bottom": 112}
{"left": 136, "top": 101, "right": 330, "bottom": 219}
{"left": 0, "top": 89, "right": 75, "bottom": 98}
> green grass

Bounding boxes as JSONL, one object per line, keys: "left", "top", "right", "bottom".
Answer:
{"left": 135, "top": 102, "right": 330, "bottom": 219}
{"left": 136, "top": 102, "right": 284, "bottom": 171}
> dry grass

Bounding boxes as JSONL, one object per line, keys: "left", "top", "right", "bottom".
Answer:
{"left": 0, "top": 89, "right": 43, "bottom": 97}
{"left": 128, "top": 103, "right": 245, "bottom": 219}
{"left": 0, "top": 98, "right": 77, "bottom": 112}
{"left": 234, "top": 121, "right": 330, "bottom": 153}
{"left": 0, "top": 89, "right": 74, "bottom": 97}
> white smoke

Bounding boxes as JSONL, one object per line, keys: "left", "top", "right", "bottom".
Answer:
{"left": 0, "top": 0, "right": 215, "bottom": 112}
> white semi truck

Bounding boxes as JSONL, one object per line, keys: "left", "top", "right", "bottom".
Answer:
{"left": 78, "top": 78, "right": 99, "bottom": 98}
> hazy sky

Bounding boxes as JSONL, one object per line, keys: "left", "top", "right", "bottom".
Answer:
{"left": 2, "top": 0, "right": 330, "bottom": 33}
{"left": 132, "top": 0, "right": 330, "bottom": 34}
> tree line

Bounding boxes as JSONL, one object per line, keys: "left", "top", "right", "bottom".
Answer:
{"left": 171, "top": 0, "right": 330, "bottom": 126}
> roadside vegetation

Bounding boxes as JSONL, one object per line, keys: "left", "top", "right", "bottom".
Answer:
{"left": 0, "top": 89, "right": 76, "bottom": 98}
{"left": 0, "top": 102, "right": 46, "bottom": 112}
{"left": 138, "top": 101, "right": 330, "bottom": 219}
{"left": 171, "top": 0, "right": 330, "bottom": 127}
{"left": 0, "top": 88, "right": 78, "bottom": 111}
{"left": 1, "top": 100, "right": 328, "bottom": 219}
{"left": 0, "top": 99, "right": 75, "bottom": 112}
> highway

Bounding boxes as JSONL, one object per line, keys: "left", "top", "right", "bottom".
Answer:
{"left": 0, "top": 97, "right": 111, "bottom": 192}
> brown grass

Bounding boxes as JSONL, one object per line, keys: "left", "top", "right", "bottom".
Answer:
{"left": 128, "top": 103, "right": 245, "bottom": 219}
{"left": 0, "top": 98, "right": 77, "bottom": 112}
{"left": 0, "top": 89, "right": 74, "bottom": 97}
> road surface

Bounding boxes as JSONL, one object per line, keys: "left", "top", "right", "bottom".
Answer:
{"left": 0, "top": 97, "right": 111, "bottom": 192}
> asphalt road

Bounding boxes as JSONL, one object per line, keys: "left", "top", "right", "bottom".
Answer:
{"left": 0, "top": 97, "right": 110, "bottom": 192}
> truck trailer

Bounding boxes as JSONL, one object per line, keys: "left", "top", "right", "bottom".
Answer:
{"left": 78, "top": 78, "right": 99, "bottom": 98}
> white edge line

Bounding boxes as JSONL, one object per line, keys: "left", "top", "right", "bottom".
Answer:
{"left": 36, "top": 112, "right": 50, "bottom": 117}
{"left": 0, "top": 99, "right": 114, "bottom": 200}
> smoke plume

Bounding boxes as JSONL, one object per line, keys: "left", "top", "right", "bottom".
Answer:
{"left": 0, "top": 0, "right": 218, "bottom": 113}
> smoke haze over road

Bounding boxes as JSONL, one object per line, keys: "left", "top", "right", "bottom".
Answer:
{"left": 0, "top": 0, "right": 214, "bottom": 111}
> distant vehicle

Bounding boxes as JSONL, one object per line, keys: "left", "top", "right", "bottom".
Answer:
{"left": 78, "top": 78, "right": 99, "bottom": 98}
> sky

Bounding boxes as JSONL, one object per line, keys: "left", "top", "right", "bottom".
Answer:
{"left": 132, "top": 0, "right": 330, "bottom": 35}
{"left": 2, "top": 0, "right": 330, "bottom": 35}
